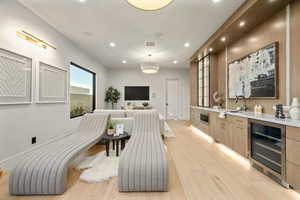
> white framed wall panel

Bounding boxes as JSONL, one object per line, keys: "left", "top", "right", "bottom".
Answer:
{"left": 36, "top": 62, "right": 67, "bottom": 103}
{"left": 0, "top": 48, "right": 32, "bottom": 105}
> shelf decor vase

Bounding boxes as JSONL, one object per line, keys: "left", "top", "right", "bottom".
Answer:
{"left": 289, "top": 97, "right": 300, "bottom": 120}
{"left": 107, "top": 129, "right": 115, "bottom": 136}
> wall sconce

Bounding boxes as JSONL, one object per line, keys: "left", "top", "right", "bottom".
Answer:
{"left": 16, "top": 30, "right": 56, "bottom": 50}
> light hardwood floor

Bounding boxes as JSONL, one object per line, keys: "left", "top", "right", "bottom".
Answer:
{"left": 0, "top": 121, "right": 300, "bottom": 200}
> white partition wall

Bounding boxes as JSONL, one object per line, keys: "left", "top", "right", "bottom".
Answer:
{"left": 106, "top": 68, "right": 190, "bottom": 120}
{"left": 0, "top": 0, "right": 107, "bottom": 165}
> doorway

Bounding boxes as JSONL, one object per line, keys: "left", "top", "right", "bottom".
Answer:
{"left": 166, "top": 79, "right": 179, "bottom": 120}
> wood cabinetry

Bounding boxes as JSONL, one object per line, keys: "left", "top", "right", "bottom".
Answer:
{"left": 226, "top": 115, "right": 248, "bottom": 158}
{"left": 194, "top": 109, "right": 300, "bottom": 192}
{"left": 217, "top": 118, "right": 227, "bottom": 144}
{"left": 208, "top": 112, "right": 248, "bottom": 158}
{"left": 190, "top": 108, "right": 209, "bottom": 134}
{"left": 209, "top": 112, "right": 226, "bottom": 143}
{"left": 209, "top": 112, "right": 218, "bottom": 139}
{"left": 286, "top": 126, "right": 300, "bottom": 191}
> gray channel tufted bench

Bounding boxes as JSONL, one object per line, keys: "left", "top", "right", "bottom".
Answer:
{"left": 118, "top": 111, "right": 169, "bottom": 192}
{"left": 9, "top": 113, "right": 109, "bottom": 196}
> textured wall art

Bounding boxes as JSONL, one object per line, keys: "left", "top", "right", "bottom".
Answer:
{"left": 228, "top": 43, "right": 278, "bottom": 99}
{"left": 37, "top": 62, "right": 67, "bottom": 103}
{"left": 0, "top": 48, "right": 32, "bottom": 105}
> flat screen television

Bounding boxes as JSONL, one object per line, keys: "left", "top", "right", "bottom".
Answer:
{"left": 125, "top": 86, "right": 150, "bottom": 101}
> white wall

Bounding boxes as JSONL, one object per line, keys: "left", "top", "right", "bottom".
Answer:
{"left": 106, "top": 68, "right": 190, "bottom": 120}
{"left": 0, "top": 0, "right": 107, "bottom": 163}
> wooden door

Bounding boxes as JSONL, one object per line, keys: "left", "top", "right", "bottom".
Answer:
{"left": 166, "top": 79, "right": 179, "bottom": 120}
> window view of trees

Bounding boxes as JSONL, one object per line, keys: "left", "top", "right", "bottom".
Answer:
{"left": 70, "top": 63, "right": 95, "bottom": 118}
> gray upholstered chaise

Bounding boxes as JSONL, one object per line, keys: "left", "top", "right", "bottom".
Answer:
{"left": 118, "top": 111, "right": 169, "bottom": 192}
{"left": 9, "top": 113, "right": 109, "bottom": 196}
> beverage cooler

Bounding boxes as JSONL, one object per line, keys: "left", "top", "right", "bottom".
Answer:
{"left": 249, "top": 119, "right": 287, "bottom": 185}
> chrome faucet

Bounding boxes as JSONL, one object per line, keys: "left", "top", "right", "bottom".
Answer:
{"left": 235, "top": 95, "right": 248, "bottom": 111}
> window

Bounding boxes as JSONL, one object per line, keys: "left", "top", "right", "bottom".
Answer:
{"left": 70, "top": 62, "right": 96, "bottom": 118}
{"left": 198, "top": 55, "right": 210, "bottom": 107}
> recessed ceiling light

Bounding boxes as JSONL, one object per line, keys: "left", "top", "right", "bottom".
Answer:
{"left": 109, "top": 42, "right": 116, "bottom": 47}
{"left": 122, "top": 60, "right": 127, "bottom": 64}
{"left": 209, "top": 48, "right": 213, "bottom": 52}
{"left": 184, "top": 42, "right": 190, "bottom": 47}
{"left": 269, "top": 0, "right": 277, "bottom": 2}
{"left": 212, "top": 0, "right": 221, "bottom": 3}
{"left": 221, "top": 37, "right": 226, "bottom": 42}
{"left": 173, "top": 60, "right": 178, "bottom": 64}
{"left": 78, "top": 0, "right": 86, "bottom": 3}
{"left": 239, "top": 21, "right": 246, "bottom": 27}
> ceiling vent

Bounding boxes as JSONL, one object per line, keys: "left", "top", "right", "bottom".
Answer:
{"left": 145, "top": 41, "right": 156, "bottom": 47}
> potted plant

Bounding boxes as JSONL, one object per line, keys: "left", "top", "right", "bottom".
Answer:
{"left": 142, "top": 102, "right": 149, "bottom": 107}
{"left": 107, "top": 120, "right": 115, "bottom": 135}
{"left": 105, "top": 87, "right": 121, "bottom": 109}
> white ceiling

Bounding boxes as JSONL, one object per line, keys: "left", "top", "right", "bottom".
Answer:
{"left": 18, "top": 0, "right": 245, "bottom": 68}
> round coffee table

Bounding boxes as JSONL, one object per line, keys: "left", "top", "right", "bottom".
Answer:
{"left": 102, "top": 132, "right": 130, "bottom": 157}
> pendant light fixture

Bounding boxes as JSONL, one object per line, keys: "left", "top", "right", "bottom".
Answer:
{"left": 127, "top": 0, "right": 173, "bottom": 11}
{"left": 141, "top": 54, "right": 159, "bottom": 74}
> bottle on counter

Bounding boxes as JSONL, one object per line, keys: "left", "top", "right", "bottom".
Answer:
{"left": 254, "top": 105, "right": 263, "bottom": 115}
{"left": 254, "top": 105, "right": 258, "bottom": 114}
{"left": 257, "top": 105, "right": 263, "bottom": 114}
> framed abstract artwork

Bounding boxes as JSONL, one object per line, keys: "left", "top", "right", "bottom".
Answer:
{"left": 36, "top": 62, "right": 68, "bottom": 103}
{"left": 228, "top": 42, "right": 278, "bottom": 99}
{"left": 0, "top": 48, "right": 32, "bottom": 105}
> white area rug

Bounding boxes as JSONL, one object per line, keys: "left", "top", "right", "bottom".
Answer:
{"left": 164, "top": 122, "right": 176, "bottom": 138}
{"left": 77, "top": 151, "right": 119, "bottom": 183}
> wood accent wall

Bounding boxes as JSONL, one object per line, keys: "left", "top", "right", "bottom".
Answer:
{"left": 190, "top": 1, "right": 300, "bottom": 114}
{"left": 191, "top": 0, "right": 291, "bottom": 60}
{"left": 225, "top": 9, "right": 286, "bottom": 113}
{"left": 291, "top": 1, "right": 300, "bottom": 99}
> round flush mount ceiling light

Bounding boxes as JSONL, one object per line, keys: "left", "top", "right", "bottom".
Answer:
{"left": 127, "top": 0, "right": 173, "bottom": 11}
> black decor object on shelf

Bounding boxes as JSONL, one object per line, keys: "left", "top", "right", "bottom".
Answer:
{"left": 275, "top": 104, "right": 285, "bottom": 119}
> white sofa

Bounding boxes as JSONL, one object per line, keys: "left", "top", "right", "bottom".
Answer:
{"left": 94, "top": 109, "right": 165, "bottom": 136}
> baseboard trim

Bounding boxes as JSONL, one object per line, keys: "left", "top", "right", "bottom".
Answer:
{"left": 0, "top": 130, "right": 75, "bottom": 168}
